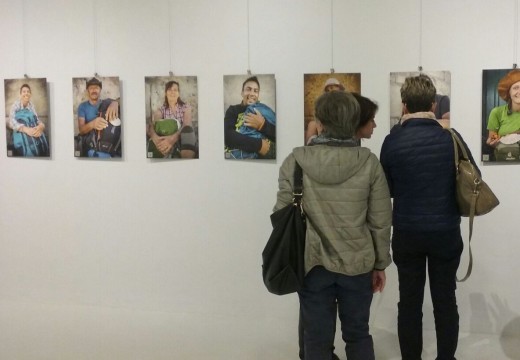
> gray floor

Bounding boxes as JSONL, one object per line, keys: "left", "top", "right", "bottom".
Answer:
{"left": 1, "top": 300, "right": 519, "bottom": 359}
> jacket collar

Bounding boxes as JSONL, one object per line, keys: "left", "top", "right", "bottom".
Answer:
{"left": 401, "top": 111, "right": 436, "bottom": 124}
{"left": 309, "top": 135, "right": 359, "bottom": 147}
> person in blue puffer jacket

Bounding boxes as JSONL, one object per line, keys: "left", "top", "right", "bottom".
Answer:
{"left": 380, "top": 74, "right": 479, "bottom": 360}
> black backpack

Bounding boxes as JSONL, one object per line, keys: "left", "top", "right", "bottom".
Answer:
{"left": 85, "top": 99, "right": 121, "bottom": 156}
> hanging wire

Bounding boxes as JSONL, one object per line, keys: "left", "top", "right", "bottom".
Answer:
{"left": 246, "top": 0, "right": 251, "bottom": 74}
{"left": 330, "top": 0, "right": 334, "bottom": 73}
{"left": 168, "top": 0, "right": 174, "bottom": 76}
{"left": 92, "top": 0, "right": 98, "bottom": 75}
{"left": 418, "top": 0, "right": 423, "bottom": 72}
{"left": 22, "top": 0, "right": 28, "bottom": 77}
{"left": 514, "top": 0, "right": 519, "bottom": 68}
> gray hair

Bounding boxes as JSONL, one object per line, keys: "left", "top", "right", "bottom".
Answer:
{"left": 400, "top": 74, "right": 436, "bottom": 113}
{"left": 314, "top": 91, "right": 360, "bottom": 139}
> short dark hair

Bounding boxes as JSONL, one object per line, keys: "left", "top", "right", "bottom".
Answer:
{"left": 242, "top": 76, "right": 260, "bottom": 91}
{"left": 20, "top": 83, "right": 31, "bottom": 93}
{"left": 314, "top": 91, "right": 360, "bottom": 139}
{"left": 352, "top": 93, "right": 378, "bottom": 129}
{"left": 86, "top": 77, "right": 102, "bottom": 89}
{"left": 400, "top": 74, "right": 436, "bottom": 113}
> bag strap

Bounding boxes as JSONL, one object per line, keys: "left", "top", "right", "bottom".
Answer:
{"left": 447, "top": 128, "right": 470, "bottom": 161}
{"left": 293, "top": 162, "right": 303, "bottom": 195}
{"left": 446, "top": 129, "right": 474, "bottom": 282}
{"left": 292, "top": 162, "right": 304, "bottom": 215}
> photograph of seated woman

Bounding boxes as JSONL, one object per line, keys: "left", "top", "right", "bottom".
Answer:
{"left": 148, "top": 80, "right": 197, "bottom": 159}
{"left": 486, "top": 69, "right": 520, "bottom": 161}
{"left": 6, "top": 82, "right": 49, "bottom": 157}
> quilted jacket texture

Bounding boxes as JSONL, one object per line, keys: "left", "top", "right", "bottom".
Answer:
{"left": 380, "top": 114, "right": 478, "bottom": 232}
{"left": 274, "top": 145, "right": 392, "bottom": 276}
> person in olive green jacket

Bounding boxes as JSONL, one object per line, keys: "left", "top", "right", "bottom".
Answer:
{"left": 274, "top": 91, "right": 392, "bottom": 360}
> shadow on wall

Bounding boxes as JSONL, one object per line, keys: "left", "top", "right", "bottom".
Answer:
{"left": 468, "top": 293, "right": 520, "bottom": 359}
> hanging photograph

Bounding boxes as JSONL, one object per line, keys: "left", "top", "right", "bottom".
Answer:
{"left": 145, "top": 76, "right": 199, "bottom": 159}
{"left": 482, "top": 68, "right": 520, "bottom": 162}
{"left": 4, "top": 78, "right": 50, "bottom": 157}
{"left": 72, "top": 76, "right": 121, "bottom": 158}
{"left": 304, "top": 73, "right": 361, "bottom": 145}
{"left": 223, "top": 74, "right": 276, "bottom": 160}
{"left": 389, "top": 71, "right": 451, "bottom": 131}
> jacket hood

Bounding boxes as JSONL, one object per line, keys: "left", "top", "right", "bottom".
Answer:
{"left": 292, "top": 145, "right": 372, "bottom": 185}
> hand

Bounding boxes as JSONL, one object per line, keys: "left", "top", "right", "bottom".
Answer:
{"left": 244, "top": 109, "right": 266, "bottom": 130}
{"left": 21, "top": 125, "right": 41, "bottom": 138}
{"left": 32, "top": 123, "right": 45, "bottom": 137}
{"left": 372, "top": 270, "right": 386, "bottom": 293}
{"left": 486, "top": 134, "right": 500, "bottom": 147}
{"left": 105, "top": 101, "right": 119, "bottom": 121}
{"left": 153, "top": 137, "right": 173, "bottom": 156}
{"left": 92, "top": 117, "right": 108, "bottom": 130}
{"left": 258, "top": 138, "right": 270, "bottom": 156}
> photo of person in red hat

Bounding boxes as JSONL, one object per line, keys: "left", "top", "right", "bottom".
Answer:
{"left": 485, "top": 69, "right": 520, "bottom": 161}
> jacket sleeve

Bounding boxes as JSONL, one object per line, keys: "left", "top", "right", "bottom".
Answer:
{"left": 379, "top": 139, "right": 394, "bottom": 197}
{"left": 367, "top": 156, "right": 392, "bottom": 270}
{"left": 486, "top": 106, "right": 500, "bottom": 131}
{"left": 273, "top": 154, "right": 295, "bottom": 212}
{"left": 260, "top": 121, "right": 276, "bottom": 142}
{"left": 224, "top": 105, "right": 262, "bottom": 153}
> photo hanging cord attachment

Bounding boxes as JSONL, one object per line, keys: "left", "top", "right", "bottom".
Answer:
{"left": 330, "top": 68, "right": 335, "bottom": 74}
{"left": 94, "top": 72, "right": 99, "bottom": 78}
{"left": 24, "top": 74, "right": 29, "bottom": 79}
{"left": 418, "top": 66, "right": 423, "bottom": 72}
{"left": 169, "top": 71, "right": 174, "bottom": 77}
{"left": 514, "top": 63, "right": 518, "bottom": 69}
{"left": 247, "top": 69, "right": 252, "bottom": 75}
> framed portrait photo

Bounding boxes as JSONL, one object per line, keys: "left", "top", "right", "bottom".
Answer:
{"left": 303, "top": 73, "right": 361, "bottom": 145}
{"left": 223, "top": 74, "right": 276, "bottom": 160}
{"left": 4, "top": 78, "right": 50, "bottom": 157}
{"left": 72, "top": 76, "right": 121, "bottom": 159}
{"left": 482, "top": 68, "right": 520, "bottom": 163}
{"left": 145, "top": 76, "right": 199, "bottom": 159}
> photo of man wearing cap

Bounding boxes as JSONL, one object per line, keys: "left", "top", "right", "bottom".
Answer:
{"left": 72, "top": 76, "right": 121, "bottom": 158}
{"left": 482, "top": 69, "right": 520, "bottom": 162}
{"left": 303, "top": 73, "right": 360, "bottom": 145}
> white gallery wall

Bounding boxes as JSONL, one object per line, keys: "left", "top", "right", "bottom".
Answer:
{"left": 1, "top": 0, "right": 519, "bottom": 359}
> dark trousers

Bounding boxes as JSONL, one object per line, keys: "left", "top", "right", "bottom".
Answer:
{"left": 392, "top": 228, "right": 463, "bottom": 360}
{"left": 298, "top": 304, "right": 337, "bottom": 359}
{"left": 298, "top": 266, "right": 374, "bottom": 360}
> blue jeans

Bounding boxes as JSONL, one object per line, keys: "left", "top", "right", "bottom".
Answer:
{"left": 87, "top": 149, "right": 111, "bottom": 158}
{"left": 298, "top": 266, "right": 374, "bottom": 360}
{"left": 298, "top": 304, "right": 337, "bottom": 359}
{"left": 392, "top": 228, "right": 463, "bottom": 360}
